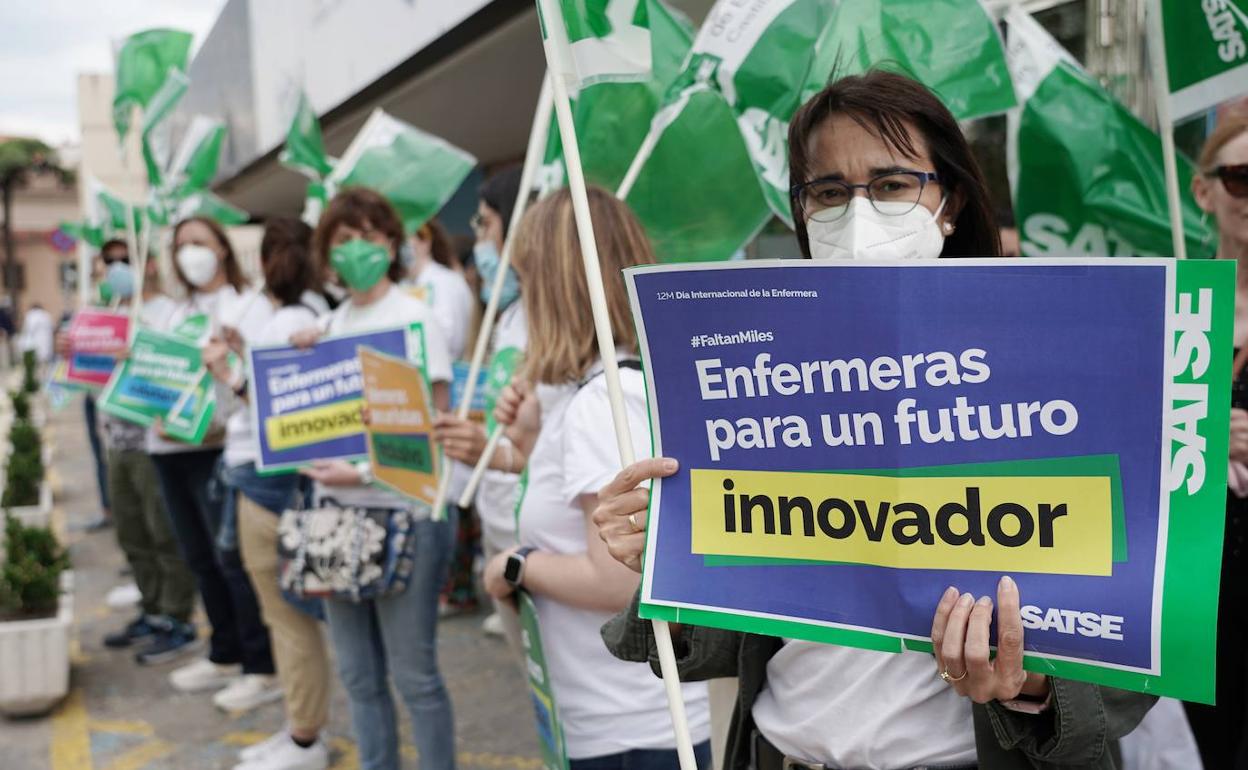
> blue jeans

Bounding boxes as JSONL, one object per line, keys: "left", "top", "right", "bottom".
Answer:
{"left": 325, "top": 512, "right": 457, "bottom": 770}
{"left": 84, "top": 395, "right": 109, "bottom": 511}
{"left": 571, "top": 742, "right": 712, "bottom": 770}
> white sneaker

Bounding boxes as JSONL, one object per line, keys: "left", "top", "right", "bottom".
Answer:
{"left": 170, "top": 658, "right": 241, "bottom": 693}
{"left": 481, "top": 612, "right": 505, "bottom": 638}
{"left": 213, "top": 674, "right": 283, "bottom": 712}
{"left": 239, "top": 728, "right": 291, "bottom": 762}
{"left": 106, "top": 582, "right": 142, "bottom": 609}
{"left": 234, "top": 735, "right": 329, "bottom": 770}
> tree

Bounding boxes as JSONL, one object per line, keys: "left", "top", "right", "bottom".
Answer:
{"left": 0, "top": 138, "right": 74, "bottom": 305}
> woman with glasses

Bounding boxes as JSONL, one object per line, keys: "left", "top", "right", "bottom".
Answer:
{"left": 1186, "top": 115, "right": 1248, "bottom": 770}
{"left": 592, "top": 70, "right": 1155, "bottom": 770}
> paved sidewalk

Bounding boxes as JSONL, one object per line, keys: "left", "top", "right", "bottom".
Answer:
{"left": 3, "top": 393, "right": 540, "bottom": 770}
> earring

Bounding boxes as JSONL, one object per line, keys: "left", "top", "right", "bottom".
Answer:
{"left": 942, "top": 222, "right": 955, "bottom": 235}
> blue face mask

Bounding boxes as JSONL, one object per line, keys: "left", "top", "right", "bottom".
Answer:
{"left": 474, "top": 240, "right": 520, "bottom": 309}
{"left": 105, "top": 262, "right": 135, "bottom": 301}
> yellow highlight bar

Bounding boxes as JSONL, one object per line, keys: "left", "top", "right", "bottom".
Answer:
{"left": 265, "top": 398, "right": 363, "bottom": 451}
{"left": 690, "top": 469, "right": 1113, "bottom": 576}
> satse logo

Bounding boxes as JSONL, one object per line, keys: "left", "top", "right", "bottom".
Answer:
{"left": 1021, "top": 605, "right": 1124, "bottom": 640}
{"left": 1203, "top": 0, "right": 1248, "bottom": 64}
{"left": 1168, "top": 289, "right": 1213, "bottom": 495}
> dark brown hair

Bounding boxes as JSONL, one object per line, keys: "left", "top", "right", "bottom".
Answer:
{"left": 261, "top": 217, "right": 316, "bottom": 306}
{"left": 312, "top": 187, "right": 405, "bottom": 284}
{"left": 171, "top": 216, "right": 246, "bottom": 292}
{"left": 416, "top": 218, "right": 458, "bottom": 270}
{"left": 788, "top": 70, "right": 1001, "bottom": 258}
{"left": 480, "top": 165, "right": 523, "bottom": 238}
{"left": 1198, "top": 115, "right": 1248, "bottom": 170}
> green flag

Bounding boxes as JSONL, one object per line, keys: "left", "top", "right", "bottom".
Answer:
{"left": 280, "top": 92, "right": 334, "bottom": 180}
{"left": 174, "top": 191, "right": 249, "bottom": 226}
{"left": 327, "top": 109, "right": 476, "bottom": 234}
{"left": 168, "top": 116, "right": 227, "bottom": 197}
{"left": 139, "top": 68, "right": 190, "bottom": 189}
{"left": 1159, "top": 0, "right": 1248, "bottom": 119}
{"left": 1005, "top": 8, "right": 1215, "bottom": 258}
{"left": 811, "top": 0, "right": 1015, "bottom": 120}
{"left": 543, "top": 0, "right": 654, "bottom": 93}
{"left": 113, "top": 29, "right": 193, "bottom": 141}
{"left": 536, "top": 0, "right": 693, "bottom": 194}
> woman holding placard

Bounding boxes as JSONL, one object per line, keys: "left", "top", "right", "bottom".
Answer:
{"left": 292, "top": 188, "right": 457, "bottom": 770}
{"left": 1187, "top": 115, "right": 1248, "bottom": 769}
{"left": 481, "top": 186, "right": 713, "bottom": 769}
{"left": 591, "top": 71, "right": 1155, "bottom": 770}
{"left": 201, "top": 217, "right": 333, "bottom": 770}
{"left": 150, "top": 216, "right": 279, "bottom": 711}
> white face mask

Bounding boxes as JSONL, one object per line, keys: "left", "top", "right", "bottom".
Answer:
{"left": 806, "top": 197, "right": 948, "bottom": 261}
{"left": 176, "top": 244, "right": 220, "bottom": 288}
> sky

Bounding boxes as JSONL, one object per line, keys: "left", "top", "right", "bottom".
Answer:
{"left": 0, "top": 0, "right": 226, "bottom": 147}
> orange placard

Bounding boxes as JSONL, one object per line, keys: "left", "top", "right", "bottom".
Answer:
{"left": 358, "top": 346, "right": 439, "bottom": 506}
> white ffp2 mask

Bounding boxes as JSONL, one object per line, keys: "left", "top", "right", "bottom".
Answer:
{"left": 806, "top": 197, "right": 947, "bottom": 261}
{"left": 176, "top": 244, "right": 220, "bottom": 288}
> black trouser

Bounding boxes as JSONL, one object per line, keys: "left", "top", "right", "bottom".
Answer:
{"left": 151, "top": 449, "right": 274, "bottom": 674}
{"left": 1184, "top": 504, "right": 1248, "bottom": 769}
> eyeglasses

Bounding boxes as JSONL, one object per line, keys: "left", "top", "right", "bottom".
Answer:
{"left": 102, "top": 256, "right": 130, "bottom": 267}
{"left": 791, "top": 170, "right": 941, "bottom": 222}
{"left": 1205, "top": 164, "right": 1248, "bottom": 199}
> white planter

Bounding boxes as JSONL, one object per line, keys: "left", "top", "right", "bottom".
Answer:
{"left": 0, "top": 572, "right": 72, "bottom": 717}
{"left": 5, "top": 480, "right": 53, "bottom": 531}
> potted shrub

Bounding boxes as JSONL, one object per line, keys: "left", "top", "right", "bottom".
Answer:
{"left": 2, "top": 392, "right": 50, "bottom": 528}
{"left": 21, "top": 350, "right": 38, "bottom": 394}
{"left": 0, "top": 514, "right": 72, "bottom": 717}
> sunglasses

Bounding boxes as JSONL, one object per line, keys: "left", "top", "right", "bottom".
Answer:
{"left": 1205, "top": 164, "right": 1248, "bottom": 198}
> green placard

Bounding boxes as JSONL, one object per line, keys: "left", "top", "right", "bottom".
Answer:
{"left": 518, "top": 591, "right": 571, "bottom": 770}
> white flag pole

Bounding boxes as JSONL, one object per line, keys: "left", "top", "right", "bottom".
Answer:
{"left": 432, "top": 73, "right": 553, "bottom": 517}
{"left": 1146, "top": 0, "right": 1187, "bottom": 259}
{"left": 124, "top": 204, "right": 144, "bottom": 343}
{"left": 536, "top": 3, "right": 698, "bottom": 769}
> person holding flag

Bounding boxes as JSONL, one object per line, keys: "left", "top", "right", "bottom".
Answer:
{"left": 1186, "top": 115, "right": 1248, "bottom": 769}
{"left": 592, "top": 70, "right": 1156, "bottom": 770}
{"left": 482, "top": 185, "right": 712, "bottom": 769}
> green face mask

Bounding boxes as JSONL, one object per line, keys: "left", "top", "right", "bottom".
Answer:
{"left": 97, "top": 280, "right": 114, "bottom": 306}
{"left": 330, "top": 238, "right": 392, "bottom": 292}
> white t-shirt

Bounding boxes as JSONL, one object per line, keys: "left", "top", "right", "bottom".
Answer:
{"left": 19, "top": 306, "right": 54, "bottom": 362}
{"left": 220, "top": 289, "right": 321, "bottom": 468}
{"left": 410, "top": 260, "right": 475, "bottom": 360}
{"left": 518, "top": 362, "right": 711, "bottom": 759}
{"left": 146, "top": 285, "right": 241, "bottom": 455}
{"left": 475, "top": 302, "right": 527, "bottom": 551}
{"left": 314, "top": 284, "right": 452, "bottom": 510}
{"left": 752, "top": 643, "right": 977, "bottom": 769}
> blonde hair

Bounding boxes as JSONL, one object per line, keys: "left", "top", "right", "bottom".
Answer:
{"left": 512, "top": 186, "right": 657, "bottom": 385}
{"left": 1198, "top": 116, "right": 1248, "bottom": 170}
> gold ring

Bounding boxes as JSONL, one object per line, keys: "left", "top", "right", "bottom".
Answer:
{"left": 628, "top": 513, "right": 643, "bottom": 532}
{"left": 940, "top": 668, "right": 968, "bottom": 683}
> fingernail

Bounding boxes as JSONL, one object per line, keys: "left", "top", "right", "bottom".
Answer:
{"left": 978, "top": 595, "right": 992, "bottom": 607}
{"left": 943, "top": 586, "right": 958, "bottom": 601}
{"left": 959, "top": 592, "right": 974, "bottom": 606}
{"left": 662, "top": 458, "right": 678, "bottom": 472}
{"left": 1000, "top": 575, "right": 1015, "bottom": 591}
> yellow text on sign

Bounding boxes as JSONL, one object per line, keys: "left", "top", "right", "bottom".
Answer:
{"left": 690, "top": 469, "right": 1113, "bottom": 576}
{"left": 265, "top": 398, "right": 363, "bottom": 451}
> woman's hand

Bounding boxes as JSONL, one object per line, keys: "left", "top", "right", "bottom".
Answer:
{"left": 151, "top": 416, "right": 177, "bottom": 442}
{"left": 201, "top": 337, "right": 232, "bottom": 383}
{"left": 432, "top": 416, "right": 488, "bottom": 465}
{"left": 591, "top": 457, "right": 678, "bottom": 573}
{"left": 299, "top": 460, "right": 363, "bottom": 486}
{"left": 220, "top": 325, "right": 245, "bottom": 356}
{"left": 1231, "top": 408, "right": 1248, "bottom": 464}
{"left": 54, "top": 330, "right": 71, "bottom": 358}
{"left": 483, "top": 548, "right": 517, "bottom": 601}
{"left": 931, "top": 575, "right": 1048, "bottom": 704}
{"left": 495, "top": 380, "right": 541, "bottom": 456}
{"left": 289, "top": 327, "right": 322, "bottom": 349}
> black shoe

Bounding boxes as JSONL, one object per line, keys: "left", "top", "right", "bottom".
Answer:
{"left": 103, "top": 615, "right": 158, "bottom": 649}
{"left": 134, "top": 620, "right": 200, "bottom": 665}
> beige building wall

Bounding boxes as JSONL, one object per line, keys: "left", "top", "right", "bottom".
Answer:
{"left": 7, "top": 172, "right": 80, "bottom": 323}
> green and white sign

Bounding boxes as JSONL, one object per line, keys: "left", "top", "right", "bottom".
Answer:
{"left": 518, "top": 591, "right": 571, "bottom": 770}
{"left": 1160, "top": 0, "right": 1248, "bottom": 119}
{"left": 1006, "top": 8, "right": 1215, "bottom": 258}
{"left": 98, "top": 328, "right": 214, "bottom": 437}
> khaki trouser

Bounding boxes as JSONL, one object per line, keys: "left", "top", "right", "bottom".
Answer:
{"left": 237, "top": 492, "right": 331, "bottom": 732}
{"left": 108, "top": 448, "right": 196, "bottom": 621}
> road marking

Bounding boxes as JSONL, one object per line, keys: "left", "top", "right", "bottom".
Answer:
{"left": 49, "top": 689, "right": 92, "bottom": 770}
{"left": 100, "top": 740, "right": 173, "bottom": 770}
{"left": 87, "top": 718, "right": 154, "bottom": 737}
